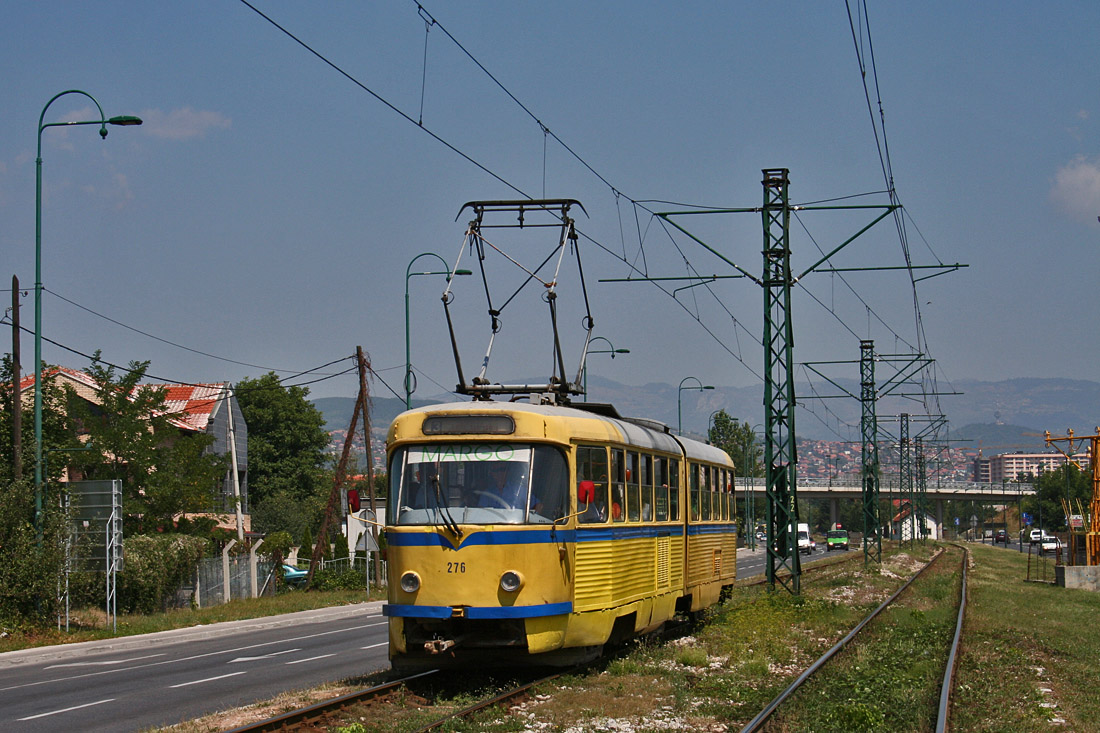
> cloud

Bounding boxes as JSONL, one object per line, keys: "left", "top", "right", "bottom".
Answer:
{"left": 140, "top": 107, "right": 231, "bottom": 140}
{"left": 1050, "top": 156, "right": 1100, "bottom": 224}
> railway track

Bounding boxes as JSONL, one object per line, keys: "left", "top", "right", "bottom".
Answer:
{"left": 217, "top": 546, "right": 965, "bottom": 732}
{"left": 739, "top": 543, "right": 970, "bottom": 732}
{"left": 221, "top": 671, "right": 439, "bottom": 733}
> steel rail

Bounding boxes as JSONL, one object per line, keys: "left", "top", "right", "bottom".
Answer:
{"left": 740, "top": 549, "right": 863, "bottom": 588}
{"left": 221, "top": 670, "right": 438, "bottom": 733}
{"left": 411, "top": 669, "right": 566, "bottom": 732}
{"left": 936, "top": 544, "right": 969, "bottom": 732}
{"left": 739, "top": 547, "right": 949, "bottom": 733}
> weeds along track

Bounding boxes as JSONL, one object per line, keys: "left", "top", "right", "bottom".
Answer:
{"left": 217, "top": 611, "right": 698, "bottom": 732}
{"left": 740, "top": 544, "right": 969, "bottom": 732}
{"left": 221, "top": 671, "right": 440, "bottom": 733}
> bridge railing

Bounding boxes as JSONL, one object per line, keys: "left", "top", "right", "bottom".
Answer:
{"left": 733, "top": 476, "right": 1035, "bottom": 496}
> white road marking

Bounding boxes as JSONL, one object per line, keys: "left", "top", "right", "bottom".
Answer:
{"left": 18, "top": 698, "right": 115, "bottom": 720}
{"left": 169, "top": 671, "right": 247, "bottom": 688}
{"left": 229, "top": 648, "right": 302, "bottom": 663}
{"left": 47, "top": 653, "right": 165, "bottom": 669}
{"left": 285, "top": 654, "right": 335, "bottom": 665}
{"left": 361, "top": 642, "right": 387, "bottom": 650}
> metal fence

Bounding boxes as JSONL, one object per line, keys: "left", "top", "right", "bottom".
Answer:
{"left": 170, "top": 556, "right": 276, "bottom": 609}
{"left": 169, "top": 553, "right": 386, "bottom": 609}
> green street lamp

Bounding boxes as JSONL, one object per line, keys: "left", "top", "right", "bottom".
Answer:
{"left": 34, "top": 90, "right": 141, "bottom": 538}
{"left": 405, "top": 252, "right": 471, "bottom": 409}
{"left": 677, "top": 376, "right": 714, "bottom": 436}
{"left": 582, "top": 336, "right": 629, "bottom": 402}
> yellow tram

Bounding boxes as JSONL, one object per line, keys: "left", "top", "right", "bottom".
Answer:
{"left": 383, "top": 400, "right": 737, "bottom": 669}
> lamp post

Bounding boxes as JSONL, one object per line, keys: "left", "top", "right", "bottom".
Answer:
{"left": 582, "top": 336, "right": 629, "bottom": 401}
{"left": 34, "top": 90, "right": 141, "bottom": 537}
{"left": 404, "top": 252, "right": 471, "bottom": 409}
{"left": 677, "top": 376, "right": 713, "bottom": 436}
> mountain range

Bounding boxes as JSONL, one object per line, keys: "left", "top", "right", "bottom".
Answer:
{"left": 311, "top": 376, "right": 1100, "bottom": 455}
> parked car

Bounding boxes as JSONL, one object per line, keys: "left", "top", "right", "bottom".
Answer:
{"left": 282, "top": 563, "right": 308, "bottom": 588}
{"left": 994, "top": 529, "right": 1008, "bottom": 544}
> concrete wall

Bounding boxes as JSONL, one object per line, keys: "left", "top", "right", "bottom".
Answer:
{"left": 1056, "top": 565, "right": 1100, "bottom": 592}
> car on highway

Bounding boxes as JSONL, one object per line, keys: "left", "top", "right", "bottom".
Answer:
{"left": 1029, "top": 529, "right": 1043, "bottom": 545}
{"left": 826, "top": 528, "right": 849, "bottom": 551}
{"left": 1040, "top": 534, "right": 1061, "bottom": 554}
{"left": 797, "top": 523, "right": 814, "bottom": 555}
{"left": 994, "top": 529, "right": 1009, "bottom": 544}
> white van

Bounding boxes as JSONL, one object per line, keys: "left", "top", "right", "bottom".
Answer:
{"left": 797, "top": 523, "right": 813, "bottom": 555}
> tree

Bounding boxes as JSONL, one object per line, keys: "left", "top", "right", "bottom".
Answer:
{"left": 235, "top": 372, "right": 331, "bottom": 535}
{"left": 1022, "top": 464, "right": 1091, "bottom": 531}
{"left": 707, "top": 411, "right": 763, "bottom": 478}
{"left": 0, "top": 355, "right": 74, "bottom": 485}
{"left": 67, "top": 354, "right": 226, "bottom": 533}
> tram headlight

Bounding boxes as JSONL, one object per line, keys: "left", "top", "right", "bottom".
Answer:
{"left": 400, "top": 571, "right": 421, "bottom": 593}
{"left": 500, "top": 570, "right": 524, "bottom": 593}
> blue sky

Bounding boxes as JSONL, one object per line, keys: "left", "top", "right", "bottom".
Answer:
{"left": 2, "top": 2, "right": 1098, "bottom": 432}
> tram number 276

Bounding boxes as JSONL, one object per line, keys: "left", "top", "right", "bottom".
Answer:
{"left": 447, "top": 562, "right": 467, "bottom": 574}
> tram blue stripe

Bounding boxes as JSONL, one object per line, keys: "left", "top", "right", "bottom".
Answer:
{"left": 386, "top": 530, "right": 576, "bottom": 549}
{"left": 383, "top": 602, "right": 572, "bottom": 619}
{"left": 575, "top": 526, "right": 684, "bottom": 542}
{"left": 687, "top": 524, "right": 738, "bottom": 537}
{"left": 386, "top": 523, "right": 735, "bottom": 548}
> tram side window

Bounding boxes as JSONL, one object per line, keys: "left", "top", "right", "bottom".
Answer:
{"left": 701, "top": 465, "right": 712, "bottom": 521}
{"left": 713, "top": 466, "right": 721, "bottom": 520}
{"left": 719, "top": 469, "right": 728, "bottom": 520}
{"left": 669, "top": 458, "right": 680, "bottom": 521}
{"left": 654, "top": 457, "right": 669, "bottom": 522}
{"left": 626, "top": 451, "right": 641, "bottom": 521}
{"left": 640, "top": 454, "right": 654, "bottom": 521}
{"left": 611, "top": 448, "right": 626, "bottom": 522}
{"left": 577, "top": 445, "right": 610, "bottom": 523}
{"left": 689, "top": 463, "right": 700, "bottom": 521}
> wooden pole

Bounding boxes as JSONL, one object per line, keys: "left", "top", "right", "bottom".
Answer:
{"left": 305, "top": 358, "right": 364, "bottom": 588}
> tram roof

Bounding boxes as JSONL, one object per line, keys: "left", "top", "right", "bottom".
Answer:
{"left": 399, "top": 400, "right": 733, "bottom": 467}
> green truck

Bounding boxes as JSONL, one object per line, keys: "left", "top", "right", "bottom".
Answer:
{"left": 826, "top": 525, "right": 849, "bottom": 551}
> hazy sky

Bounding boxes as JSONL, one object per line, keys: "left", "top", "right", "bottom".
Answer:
{"left": 2, "top": 2, "right": 1098, "bottom": 427}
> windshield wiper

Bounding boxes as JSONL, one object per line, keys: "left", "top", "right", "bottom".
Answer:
{"left": 431, "top": 474, "right": 463, "bottom": 538}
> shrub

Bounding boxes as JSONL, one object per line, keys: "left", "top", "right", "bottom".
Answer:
{"left": 261, "top": 531, "right": 293, "bottom": 560}
{"left": 117, "top": 534, "right": 207, "bottom": 614}
{"left": 310, "top": 566, "right": 369, "bottom": 592}
{"left": 0, "top": 479, "right": 66, "bottom": 626}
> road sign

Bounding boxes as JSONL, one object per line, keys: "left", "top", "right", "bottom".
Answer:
{"left": 954, "top": 517, "right": 959, "bottom": 525}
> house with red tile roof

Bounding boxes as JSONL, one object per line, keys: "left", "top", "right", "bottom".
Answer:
{"left": 19, "top": 366, "right": 249, "bottom": 531}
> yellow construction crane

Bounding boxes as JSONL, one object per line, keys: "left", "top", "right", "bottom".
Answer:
{"left": 1046, "top": 429, "right": 1100, "bottom": 566}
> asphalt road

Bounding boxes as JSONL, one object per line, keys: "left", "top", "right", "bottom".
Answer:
{"left": 0, "top": 602, "right": 388, "bottom": 732}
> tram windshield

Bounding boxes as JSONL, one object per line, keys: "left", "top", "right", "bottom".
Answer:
{"left": 387, "top": 443, "right": 569, "bottom": 526}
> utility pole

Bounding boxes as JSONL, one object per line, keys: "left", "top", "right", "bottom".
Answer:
{"left": 307, "top": 347, "right": 373, "bottom": 588}
{"left": 355, "top": 346, "right": 380, "bottom": 586}
{"left": 761, "top": 169, "right": 801, "bottom": 594}
{"left": 634, "top": 168, "right": 906, "bottom": 593}
{"left": 11, "top": 275, "right": 22, "bottom": 481}
{"left": 899, "top": 413, "right": 912, "bottom": 547}
{"left": 860, "top": 340, "right": 880, "bottom": 563}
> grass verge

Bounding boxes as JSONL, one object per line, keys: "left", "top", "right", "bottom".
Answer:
{"left": 0, "top": 588, "right": 384, "bottom": 654}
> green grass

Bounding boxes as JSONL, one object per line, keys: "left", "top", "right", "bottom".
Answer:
{"left": 0, "top": 588, "right": 384, "bottom": 653}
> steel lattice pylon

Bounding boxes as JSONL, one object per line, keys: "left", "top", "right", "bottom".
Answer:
{"left": 898, "top": 413, "right": 913, "bottom": 546}
{"left": 860, "top": 340, "right": 881, "bottom": 563}
{"left": 762, "top": 169, "right": 801, "bottom": 593}
{"left": 916, "top": 437, "right": 929, "bottom": 544}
